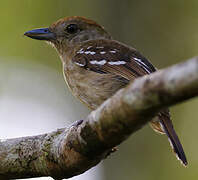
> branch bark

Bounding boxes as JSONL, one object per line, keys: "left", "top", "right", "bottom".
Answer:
{"left": 0, "top": 57, "right": 198, "bottom": 180}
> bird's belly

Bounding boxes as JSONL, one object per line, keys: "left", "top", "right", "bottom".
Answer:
{"left": 64, "top": 66, "right": 127, "bottom": 110}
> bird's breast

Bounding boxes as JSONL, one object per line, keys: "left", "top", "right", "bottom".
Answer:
{"left": 62, "top": 62, "right": 127, "bottom": 110}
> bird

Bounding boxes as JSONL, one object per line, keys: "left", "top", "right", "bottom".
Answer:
{"left": 24, "top": 16, "right": 187, "bottom": 166}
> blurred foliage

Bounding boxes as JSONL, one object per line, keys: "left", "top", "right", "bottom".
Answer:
{"left": 0, "top": 0, "right": 198, "bottom": 180}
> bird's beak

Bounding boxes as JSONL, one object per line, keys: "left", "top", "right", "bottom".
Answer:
{"left": 24, "top": 28, "right": 56, "bottom": 41}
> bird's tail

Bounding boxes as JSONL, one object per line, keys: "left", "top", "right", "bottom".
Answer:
{"left": 158, "top": 111, "right": 187, "bottom": 166}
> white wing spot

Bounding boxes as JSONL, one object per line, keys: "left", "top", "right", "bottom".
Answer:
{"left": 134, "top": 57, "right": 142, "bottom": 62}
{"left": 77, "top": 48, "right": 84, "bottom": 54}
{"left": 87, "top": 46, "right": 92, "bottom": 49}
{"left": 108, "top": 61, "right": 126, "bottom": 65}
{"left": 110, "top": 50, "right": 116, "bottom": 53}
{"left": 100, "top": 51, "right": 106, "bottom": 54}
{"left": 74, "top": 62, "right": 85, "bottom": 67}
{"left": 90, "top": 59, "right": 106, "bottom": 65}
{"left": 96, "top": 47, "right": 104, "bottom": 49}
{"left": 134, "top": 57, "right": 147, "bottom": 67}
{"left": 134, "top": 57, "right": 150, "bottom": 73}
{"left": 84, "top": 51, "right": 96, "bottom": 55}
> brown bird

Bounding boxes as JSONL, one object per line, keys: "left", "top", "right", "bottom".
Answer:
{"left": 24, "top": 16, "right": 187, "bottom": 166}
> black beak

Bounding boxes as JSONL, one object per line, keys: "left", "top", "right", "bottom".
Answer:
{"left": 24, "top": 28, "right": 56, "bottom": 40}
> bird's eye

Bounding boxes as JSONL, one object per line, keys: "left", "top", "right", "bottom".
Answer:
{"left": 65, "top": 24, "right": 78, "bottom": 34}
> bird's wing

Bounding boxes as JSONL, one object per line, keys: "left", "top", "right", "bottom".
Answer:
{"left": 73, "top": 39, "right": 165, "bottom": 132}
{"left": 72, "top": 39, "right": 187, "bottom": 166}
{"left": 73, "top": 40, "right": 156, "bottom": 80}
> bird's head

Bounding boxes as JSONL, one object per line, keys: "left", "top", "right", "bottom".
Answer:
{"left": 24, "top": 16, "right": 112, "bottom": 54}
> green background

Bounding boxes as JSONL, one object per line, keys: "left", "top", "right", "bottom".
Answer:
{"left": 0, "top": 1, "right": 198, "bottom": 180}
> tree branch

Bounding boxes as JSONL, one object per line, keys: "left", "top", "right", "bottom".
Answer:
{"left": 0, "top": 57, "right": 198, "bottom": 180}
